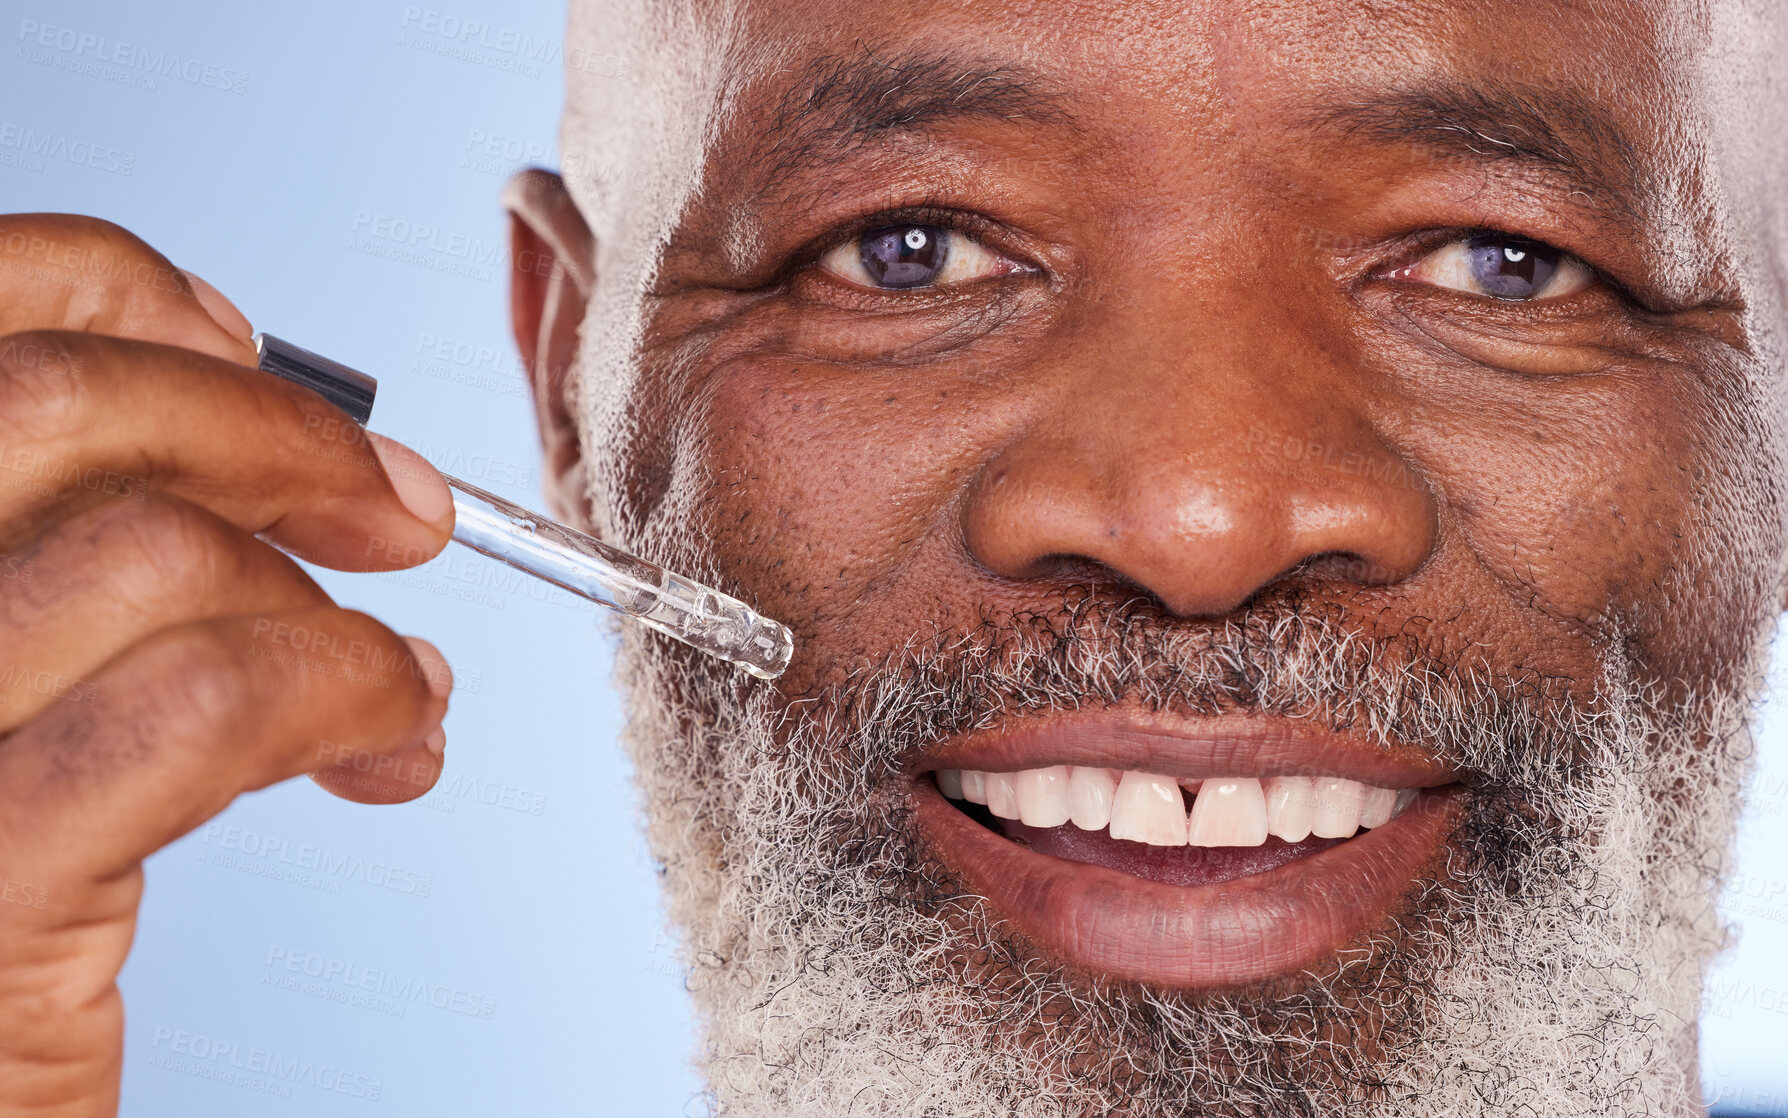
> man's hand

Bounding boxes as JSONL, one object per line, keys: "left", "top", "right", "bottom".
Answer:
{"left": 0, "top": 213, "right": 457, "bottom": 1116}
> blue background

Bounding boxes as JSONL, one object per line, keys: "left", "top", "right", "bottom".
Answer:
{"left": 3, "top": 2, "right": 1785, "bottom": 1113}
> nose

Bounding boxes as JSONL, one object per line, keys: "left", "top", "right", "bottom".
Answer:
{"left": 961, "top": 315, "right": 1437, "bottom": 618}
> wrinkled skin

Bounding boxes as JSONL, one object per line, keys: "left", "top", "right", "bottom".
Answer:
{"left": 501, "top": 0, "right": 1788, "bottom": 1111}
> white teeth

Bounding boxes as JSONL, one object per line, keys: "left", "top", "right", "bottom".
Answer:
{"left": 960, "top": 770, "right": 988, "bottom": 805}
{"left": 1109, "top": 772, "right": 1189, "bottom": 846}
{"left": 1014, "top": 766, "right": 1073, "bottom": 828}
{"left": 1312, "top": 778, "right": 1368, "bottom": 839}
{"left": 984, "top": 772, "right": 1020, "bottom": 820}
{"left": 935, "top": 769, "right": 964, "bottom": 800}
{"left": 1067, "top": 766, "right": 1118, "bottom": 831}
{"left": 940, "top": 766, "right": 1416, "bottom": 846}
{"left": 1358, "top": 785, "right": 1398, "bottom": 829}
{"left": 1262, "top": 775, "right": 1317, "bottom": 843}
{"left": 1186, "top": 777, "right": 1269, "bottom": 847}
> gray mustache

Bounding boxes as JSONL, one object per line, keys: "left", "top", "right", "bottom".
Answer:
{"left": 771, "top": 589, "right": 1605, "bottom": 794}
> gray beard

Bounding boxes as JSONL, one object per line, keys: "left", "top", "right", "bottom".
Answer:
{"left": 610, "top": 592, "right": 1753, "bottom": 1117}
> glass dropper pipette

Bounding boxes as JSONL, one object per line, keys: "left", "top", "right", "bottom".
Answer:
{"left": 253, "top": 333, "right": 794, "bottom": 680}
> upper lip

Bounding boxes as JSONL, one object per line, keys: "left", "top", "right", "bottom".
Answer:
{"left": 910, "top": 709, "right": 1462, "bottom": 789}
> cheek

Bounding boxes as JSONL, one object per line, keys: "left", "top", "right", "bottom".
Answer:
{"left": 1424, "top": 368, "right": 1781, "bottom": 689}
{"left": 659, "top": 360, "right": 1006, "bottom": 676}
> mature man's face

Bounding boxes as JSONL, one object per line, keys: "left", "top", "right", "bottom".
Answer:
{"left": 525, "top": 0, "right": 1788, "bottom": 1112}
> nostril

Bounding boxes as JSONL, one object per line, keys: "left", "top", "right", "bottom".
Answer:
{"left": 997, "top": 552, "right": 1168, "bottom": 607}
{"left": 1290, "top": 551, "right": 1402, "bottom": 586}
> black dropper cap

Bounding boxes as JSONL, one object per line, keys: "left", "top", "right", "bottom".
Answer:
{"left": 253, "top": 333, "right": 379, "bottom": 425}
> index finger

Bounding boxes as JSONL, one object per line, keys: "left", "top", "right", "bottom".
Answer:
{"left": 0, "top": 213, "right": 257, "bottom": 366}
{"left": 0, "top": 331, "right": 453, "bottom": 572}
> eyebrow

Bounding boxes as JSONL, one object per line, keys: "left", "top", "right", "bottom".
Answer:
{"left": 732, "top": 56, "right": 1654, "bottom": 235}
{"left": 740, "top": 47, "right": 1079, "bottom": 198}
{"left": 1307, "top": 82, "right": 1651, "bottom": 227}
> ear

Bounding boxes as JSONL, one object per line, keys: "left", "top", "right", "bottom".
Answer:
{"left": 503, "top": 168, "right": 596, "bottom": 526}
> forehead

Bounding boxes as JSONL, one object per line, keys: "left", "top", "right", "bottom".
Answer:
{"left": 729, "top": 0, "right": 1686, "bottom": 87}
{"left": 709, "top": 0, "right": 1704, "bottom": 160}
{"left": 570, "top": 0, "right": 1698, "bottom": 215}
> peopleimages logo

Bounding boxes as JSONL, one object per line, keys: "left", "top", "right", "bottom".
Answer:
{"left": 401, "top": 437, "right": 535, "bottom": 490}
{"left": 397, "top": 7, "right": 632, "bottom": 80}
{"left": 347, "top": 210, "right": 525, "bottom": 283}
{"left": 197, "top": 823, "right": 435, "bottom": 898}
{"left": 461, "top": 127, "right": 557, "bottom": 176}
{"left": 265, "top": 945, "right": 500, "bottom": 1021}
{"left": 0, "top": 122, "right": 134, "bottom": 175}
{"left": 15, "top": 20, "right": 249, "bottom": 95}
{"left": 409, "top": 331, "right": 530, "bottom": 398}
{"left": 146, "top": 1025, "right": 382, "bottom": 1101}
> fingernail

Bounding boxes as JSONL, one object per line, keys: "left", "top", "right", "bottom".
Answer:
{"left": 182, "top": 270, "right": 254, "bottom": 341}
{"left": 423, "top": 725, "right": 447, "bottom": 758}
{"left": 367, "top": 431, "right": 454, "bottom": 529}
{"left": 403, "top": 635, "right": 454, "bottom": 699}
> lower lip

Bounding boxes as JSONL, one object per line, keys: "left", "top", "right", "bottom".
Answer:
{"left": 912, "top": 778, "right": 1464, "bottom": 989}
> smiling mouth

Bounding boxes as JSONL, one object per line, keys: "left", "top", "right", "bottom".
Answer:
{"left": 910, "top": 713, "right": 1465, "bottom": 989}
{"left": 936, "top": 768, "right": 1420, "bottom": 889}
